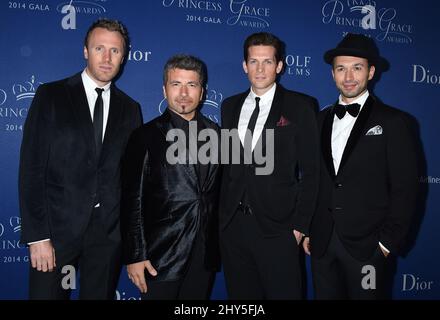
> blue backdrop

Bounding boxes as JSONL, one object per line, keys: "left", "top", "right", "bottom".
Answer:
{"left": 0, "top": 0, "right": 438, "bottom": 300}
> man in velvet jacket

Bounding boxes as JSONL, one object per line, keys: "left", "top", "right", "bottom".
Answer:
{"left": 219, "top": 32, "right": 320, "bottom": 299}
{"left": 121, "top": 55, "right": 220, "bottom": 300}
{"left": 19, "top": 19, "right": 142, "bottom": 299}
{"left": 303, "top": 33, "right": 419, "bottom": 299}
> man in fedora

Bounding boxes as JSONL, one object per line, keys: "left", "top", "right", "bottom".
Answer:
{"left": 303, "top": 33, "right": 419, "bottom": 299}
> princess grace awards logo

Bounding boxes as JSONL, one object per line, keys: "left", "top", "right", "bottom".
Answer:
{"left": 0, "top": 90, "right": 7, "bottom": 106}
{"left": 321, "top": 0, "right": 414, "bottom": 44}
{"left": 8, "top": 1, "right": 50, "bottom": 12}
{"left": 56, "top": 1, "right": 107, "bottom": 15}
{"left": 227, "top": 0, "right": 270, "bottom": 28}
{"left": 0, "top": 75, "right": 42, "bottom": 132}
{"left": 158, "top": 86, "right": 222, "bottom": 123}
{"left": 13, "top": 75, "right": 41, "bottom": 101}
{"left": 1, "top": 216, "right": 28, "bottom": 264}
{"left": 161, "top": 0, "right": 271, "bottom": 29}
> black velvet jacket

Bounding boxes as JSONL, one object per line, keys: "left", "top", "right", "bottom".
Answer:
{"left": 121, "top": 111, "right": 221, "bottom": 281}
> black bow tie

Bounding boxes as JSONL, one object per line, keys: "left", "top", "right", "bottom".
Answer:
{"left": 334, "top": 103, "right": 361, "bottom": 119}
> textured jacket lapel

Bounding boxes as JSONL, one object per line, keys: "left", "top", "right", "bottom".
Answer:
{"left": 100, "top": 85, "right": 123, "bottom": 164}
{"left": 321, "top": 107, "right": 336, "bottom": 179}
{"left": 65, "top": 73, "right": 96, "bottom": 158}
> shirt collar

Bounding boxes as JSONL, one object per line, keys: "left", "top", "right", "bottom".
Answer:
{"left": 81, "top": 69, "right": 111, "bottom": 93}
{"left": 250, "top": 83, "right": 277, "bottom": 105}
{"left": 167, "top": 108, "right": 198, "bottom": 129}
{"left": 338, "top": 90, "right": 369, "bottom": 108}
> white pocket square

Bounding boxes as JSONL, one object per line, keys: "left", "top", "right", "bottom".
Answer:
{"left": 366, "top": 125, "right": 383, "bottom": 136}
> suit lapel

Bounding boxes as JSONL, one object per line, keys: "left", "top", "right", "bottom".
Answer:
{"left": 100, "top": 85, "right": 123, "bottom": 165}
{"left": 257, "top": 84, "right": 283, "bottom": 152}
{"left": 321, "top": 107, "right": 336, "bottom": 179}
{"left": 338, "top": 95, "right": 374, "bottom": 174}
{"left": 263, "top": 84, "right": 283, "bottom": 130}
{"left": 230, "top": 91, "right": 248, "bottom": 162}
{"left": 231, "top": 91, "right": 249, "bottom": 130}
{"left": 65, "top": 74, "right": 96, "bottom": 158}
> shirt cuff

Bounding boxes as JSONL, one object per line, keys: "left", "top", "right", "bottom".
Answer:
{"left": 28, "top": 238, "right": 50, "bottom": 245}
{"left": 379, "top": 242, "right": 390, "bottom": 254}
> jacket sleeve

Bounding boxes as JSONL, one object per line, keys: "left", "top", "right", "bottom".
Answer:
{"left": 121, "top": 128, "right": 149, "bottom": 264}
{"left": 292, "top": 97, "right": 320, "bottom": 235}
{"left": 19, "top": 84, "right": 52, "bottom": 244}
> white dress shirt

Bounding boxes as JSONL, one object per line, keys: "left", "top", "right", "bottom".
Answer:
{"left": 81, "top": 69, "right": 111, "bottom": 141}
{"left": 331, "top": 90, "right": 389, "bottom": 254}
{"left": 238, "top": 83, "right": 276, "bottom": 150}
{"left": 331, "top": 90, "right": 369, "bottom": 174}
{"left": 28, "top": 71, "right": 111, "bottom": 245}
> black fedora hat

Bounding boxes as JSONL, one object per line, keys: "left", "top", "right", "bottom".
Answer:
{"left": 324, "top": 33, "right": 383, "bottom": 66}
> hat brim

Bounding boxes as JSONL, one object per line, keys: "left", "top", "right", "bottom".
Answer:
{"left": 324, "top": 48, "right": 379, "bottom": 65}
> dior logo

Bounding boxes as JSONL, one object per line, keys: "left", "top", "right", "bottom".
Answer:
{"left": 412, "top": 65, "right": 440, "bottom": 85}
{"left": 115, "top": 290, "right": 141, "bottom": 300}
{"left": 402, "top": 274, "right": 434, "bottom": 292}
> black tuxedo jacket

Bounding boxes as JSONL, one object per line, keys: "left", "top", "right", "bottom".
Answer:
{"left": 309, "top": 95, "right": 419, "bottom": 261}
{"left": 19, "top": 73, "right": 142, "bottom": 249}
{"left": 219, "top": 84, "right": 320, "bottom": 236}
{"left": 121, "top": 111, "right": 221, "bottom": 281}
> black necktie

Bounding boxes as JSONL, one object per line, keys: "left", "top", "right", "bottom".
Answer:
{"left": 94, "top": 88, "right": 104, "bottom": 157}
{"left": 244, "top": 97, "right": 260, "bottom": 148}
{"left": 334, "top": 103, "right": 361, "bottom": 119}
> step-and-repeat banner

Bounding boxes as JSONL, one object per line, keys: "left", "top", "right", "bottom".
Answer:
{"left": 0, "top": 0, "right": 438, "bottom": 299}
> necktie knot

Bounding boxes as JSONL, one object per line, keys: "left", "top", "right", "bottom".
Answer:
{"left": 255, "top": 96, "right": 260, "bottom": 107}
{"left": 334, "top": 103, "right": 361, "bottom": 119}
{"left": 95, "top": 87, "right": 104, "bottom": 96}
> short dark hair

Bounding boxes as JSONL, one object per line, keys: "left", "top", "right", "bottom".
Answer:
{"left": 84, "top": 18, "right": 129, "bottom": 54}
{"left": 163, "top": 54, "right": 206, "bottom": 86}
{"left": 243, "top": 32, "right": 285, "bottom": 63}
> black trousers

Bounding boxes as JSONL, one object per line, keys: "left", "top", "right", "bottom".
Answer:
{"left": 29, "top": 207, "right": 122, "bottom": 300}
{"left": 220, "top": 206, "right": 302, "bottom": 300}
{"left": 311, "top": 227, "right": 388, "bottom": 300}
{"left": 141, "top": 233, "right": 215, "bottom": 300}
